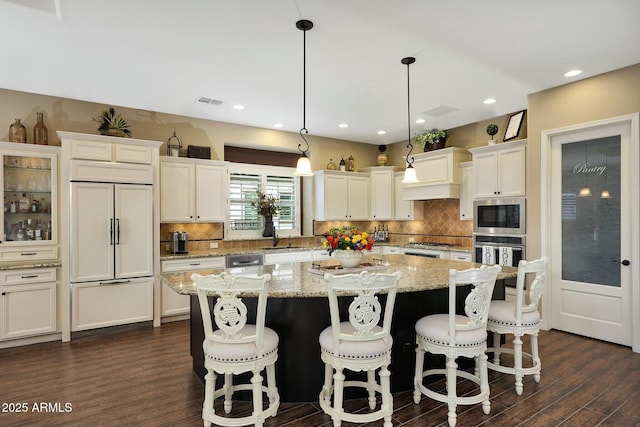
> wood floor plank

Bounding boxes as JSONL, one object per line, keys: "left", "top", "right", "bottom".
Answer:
{"left": 1, "top": 321, "right": 640, "bottom": 427}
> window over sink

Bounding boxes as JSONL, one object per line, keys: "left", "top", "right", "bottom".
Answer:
{"left": 226, "top": 163, "right": 300, "bottom": 239}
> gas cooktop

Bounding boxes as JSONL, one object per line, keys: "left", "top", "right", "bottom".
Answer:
{"left": 404, "top": 243, "right": 454, "bottom": 249}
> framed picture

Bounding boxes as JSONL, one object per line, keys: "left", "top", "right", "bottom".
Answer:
{"left": 503, "top": 110, "right": 526, "bottom": 141}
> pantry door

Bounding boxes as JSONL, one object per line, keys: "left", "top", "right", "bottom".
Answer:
{"left": 542, "top": 114, "right": 638, "bottom": 351}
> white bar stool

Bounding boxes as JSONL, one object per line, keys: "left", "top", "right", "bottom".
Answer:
{"left": 192, "top": 272, "right": 279, "bottom": 427}
{"left": 486, "top": 256, "right": 549, "bottom": 395}
{"left": 319, "top": 270, "right": 402, "bottom": 427}
{"left": 413, "top": 265, "right": 502, "bottom": 427}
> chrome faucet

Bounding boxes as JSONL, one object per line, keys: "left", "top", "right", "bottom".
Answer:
{"left": 272, "top": 228, "right": 279, "bottom": 247}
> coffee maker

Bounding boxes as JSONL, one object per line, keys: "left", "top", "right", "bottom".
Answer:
{"left": 171, "top": 231, "right": 189, "bottom": 254}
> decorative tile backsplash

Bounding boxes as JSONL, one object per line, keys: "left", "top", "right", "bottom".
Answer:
{"left": 160, "top": 199, "right": 473, "bottom": 253}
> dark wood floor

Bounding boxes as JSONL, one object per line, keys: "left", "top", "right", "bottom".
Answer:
{"left": 1, "top": 320, "right": 639, "bottom": 427}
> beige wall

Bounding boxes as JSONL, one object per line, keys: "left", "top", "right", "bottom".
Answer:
{"left": 0, "top": 88, "right": 382, "bottom": 172}
{"left": 526, "top": 63, "right": 640, "bottom": 259}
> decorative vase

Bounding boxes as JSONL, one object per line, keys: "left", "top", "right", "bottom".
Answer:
{"left": 33, "top": 112, "right": 48, "bottom": 145}
{"left": 377, "top": 153, "right": 388, "bottom": 166}
{"left": 262, "top": 215, "right": 274, "bottom": 237}
{"left": 488, "top": 139, "right": 496, "bottom": 146}
{"left": 334, "top": 250, "right": 363, "bottom": 268}
{"left": 9, "top": 119, "right": 27, "bottom": 143}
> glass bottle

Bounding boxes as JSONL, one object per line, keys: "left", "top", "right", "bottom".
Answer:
{"left": 18, "top": 192, "right": 30, "bottom": 212}
{"left": 347, "top": 155, "right": 355, "bottom": 172}
{"left": 26, "top": 218, "right": 34, "bottom": 240}
{"left": 34, "top": 220, "right": 42, "bottom": 240}
{"left": 33, "top": 112, "right": 48, "bottom": 145}
{"left": 10, "top": 196, "right": 16, "bottom": 213}
{"left": 9, "top": 119, "right": 27, "bottom": 143}
{"left": 339, "top": 157, "right": 346, "bottom": 171}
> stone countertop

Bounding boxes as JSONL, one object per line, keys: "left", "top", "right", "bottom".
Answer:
{"left": 0, "top": 260, "right": 62, "bottom": 271}
{"left": 160, "top": 243, "right": 472, "bottom": 261}
{"left": 161, "top": 254, "right": 516, "bottom": 298}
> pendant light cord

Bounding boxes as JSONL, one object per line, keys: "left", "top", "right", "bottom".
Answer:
{"left": 402, "top": 57, "right": 416, "bottom": 167}
{"left": 297, "top": 19, "right": 313, "bottom": 154}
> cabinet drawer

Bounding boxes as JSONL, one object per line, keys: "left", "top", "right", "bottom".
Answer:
{"left": 265, "top": 251, "right": 312, "bottom": 265}
{"left": 0, "top": 247, "right": 58, "bottom": 263}
{"left": 450, "top": 252, "right": 472, "bottom": 262}
{"left": 161, "top": 257, "right": 225, "bottom": 272}
{"left": 1, "top": 268, "right": 56, "bottom": 285}
{"left": 72, "top": 277, "right": 153, "bottom": 331}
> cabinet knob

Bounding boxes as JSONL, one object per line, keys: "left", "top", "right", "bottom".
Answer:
{"left": 1, "top": 292, "right": 5, "bottom": 296}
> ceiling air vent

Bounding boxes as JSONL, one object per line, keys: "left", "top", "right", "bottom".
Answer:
{"left": 422, "top": 105, "right": 458, "bottom": 117}
{"left": 197, "top": 97, "right": 223, "bottom": 106}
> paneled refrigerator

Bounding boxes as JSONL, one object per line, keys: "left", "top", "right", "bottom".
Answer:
{"left": 70, "top": 182, "right": 153, "bottom": 331}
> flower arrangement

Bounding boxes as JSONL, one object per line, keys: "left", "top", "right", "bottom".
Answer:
{"left": 94, "top": 107, "right": 132, "bottom": 137}
{"left": 322, "top": 225, "right": 374, "bottom": 255}
{"left": 251, "top": 190, "right": 279, "bottom": 217}
{"left": 414, "top": 128, "right": 448, "bottom": 148}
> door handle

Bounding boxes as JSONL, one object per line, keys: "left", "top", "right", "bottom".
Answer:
{"left": 116, "top": 218, "right": 120, "bottom": 245}
{"left": 110, "top": 218, "right": 114, "bottom": 245}
{"left": 613, "top": 259, "right": 631, "bottom": 266}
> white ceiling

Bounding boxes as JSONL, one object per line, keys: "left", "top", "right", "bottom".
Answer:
{"left": 1, "top": 0, "right": 639, "bottom": 145}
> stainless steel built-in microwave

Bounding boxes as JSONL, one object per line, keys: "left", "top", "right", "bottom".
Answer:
{"left": 473, "top": 198, "right": 525, "bottom": 235}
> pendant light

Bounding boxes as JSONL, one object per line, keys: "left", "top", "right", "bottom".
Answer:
{"left": 401, "top": 57, "right": 418, "bottom": 183}
{"left": 294, "top": 19, "right": 314, "bottom": 176}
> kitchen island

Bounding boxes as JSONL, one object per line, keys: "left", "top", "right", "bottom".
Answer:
{"left": 161, "top": 254, "right": 517, "bottom": 402}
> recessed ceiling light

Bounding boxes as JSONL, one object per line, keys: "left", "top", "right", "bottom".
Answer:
{"left": 564, "top": 69, "right": 582, "bottom": 77}
{"left": 415, "top": 118, "right": 426, "bottom": 124}
{"left": 377, "top": 130, "right": 386, "bottom": 135}
{"left": 233, "top": 104, "right": 245, "bottom": 110}
{"left": 274, "top": 123, "right": 283, "bottom": 128}
{"left": 483, "top": 98, "right": 496, "bottom": 104}
{"left": 338, "top": 123, "right": 348, "bottom": 128}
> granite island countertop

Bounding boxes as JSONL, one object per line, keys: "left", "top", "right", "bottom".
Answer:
{"left": 161, "top": 254, "right": 516, "bottom": 298}
{"left": 0, "top": 260, "right": 62, "bottom": 271}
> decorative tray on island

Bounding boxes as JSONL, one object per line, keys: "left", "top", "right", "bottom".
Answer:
{"left": 308, "top": 262, "right": 390, "bottom": 276}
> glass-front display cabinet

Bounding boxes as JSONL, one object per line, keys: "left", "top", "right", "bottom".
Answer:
{"left": 0, "top": 142, "right": 58, "bottom": 261}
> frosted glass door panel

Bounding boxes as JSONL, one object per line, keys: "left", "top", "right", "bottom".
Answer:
{"left": 561, "top": 136, "right": 620, "bottom": 286}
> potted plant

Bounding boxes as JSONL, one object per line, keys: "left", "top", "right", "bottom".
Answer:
{"left": 94, "top": 107, "right": 132, "bottom": 137}
{"left": 251, "top": 190, "right": 279, "bottom": 237}
{"left": 414, "top": 128, "right": 449, "bottom": 152}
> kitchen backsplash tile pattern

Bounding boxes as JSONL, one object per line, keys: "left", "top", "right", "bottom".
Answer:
{"left": 161, "top": 199, "right": 473, "bottom": 253}
{"left": 314, "top": 199, "right": 473, "bottom": 248}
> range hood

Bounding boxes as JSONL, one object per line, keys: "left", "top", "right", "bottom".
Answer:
{"left": 402, "top": 182, "right": 461, "bottom": 200}
{"left": 401, "top": 147, "right": 470, "bottom": 200}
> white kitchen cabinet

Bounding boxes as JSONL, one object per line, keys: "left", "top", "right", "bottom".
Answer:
{"left": 71, "top": 183, "right": 153, "bottom": 283}
{"left": 365, "top": 167, "right": 394, "bottom": 220}
{"left": 469, "top": 139, "right": 526, "bottom": 199}
{"left": 394, "top": 172, "right": 423, "bottom": 220}
{"left": 69, "top": 138, "right": 153, "bottom": 164}
{"left": 264, "top": 250, "right": 312, "bottom": 265}
{"left": 72, "top": 277, "right": 153, "bottom": 331}
{"left": 0, "top": 142, "right": 58, "bottom": 262}
{"left": 161, "top": 256, "right": 225, "bottom": 319}
{"left": 1, "top": 268, "right": 57, "bottom": 340}
{"left": 314, "top": 170, "right": 370, "bottom": 221}
{"left": 450, "top": 251, "right": 472, "bottom": 262}
{"left": 459, "top": 161, "right": 473, "bottom": 221}
{"left": 160, "top": 157, "right": 228, "bottom": 222}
